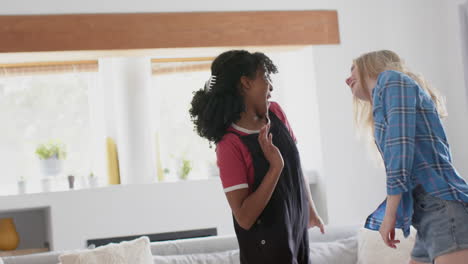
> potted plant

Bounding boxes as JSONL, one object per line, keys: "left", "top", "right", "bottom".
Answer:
{"left": 88, "top": 172, "right": 98, "bottom": 188}
{"left": 178, "top": 159, "right": 192, "bottom": 180}
{"left": 35, "top": 140, "right": 67, "bottom": 177}
{"left": 163, "top": 168, "right": 170, "bottom": 181}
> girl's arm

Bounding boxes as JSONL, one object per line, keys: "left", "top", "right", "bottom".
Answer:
{"left": 303, "top": 174, "right": 325, "bottom": 233}
{"left": 380, "top": 194, "right": 402, "bottom": 248}
{"left": 377, "top": 71, "right": 418, "bottom": 248}
{"left": 379, "top": 71, "right": 418, "bottom": 197}
{"left": 226, "top": 165, "right": 282, "bottom": 230}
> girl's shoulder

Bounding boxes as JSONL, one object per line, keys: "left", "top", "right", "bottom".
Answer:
{"left": 269, "top": 101, "right": 287, "bottom": 122}
{"left": 269, "top": 101, "right": 282, "bottom": 113}
{"left": 217, "top": 130, "right": 241, "bottom": 147}
{"left": 216, "top": 128, "right": 247, "bottom": 154}
{"left": 216, "top": 128, "right": 252, "bottom": 167}
{"left": 377, "top": 70, "right": 417, "bottom": 87}
{"left": 268, "top": 101, "right": 297, "bottom": 142}
{"left": 375, "top": 70, "right": 418, "bottom": 97}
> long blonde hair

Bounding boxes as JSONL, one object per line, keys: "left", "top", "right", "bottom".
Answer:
{"left": 352, "top": 50, "right": 447, "bottom": 160}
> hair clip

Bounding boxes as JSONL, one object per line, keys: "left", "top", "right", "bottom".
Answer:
{"left": 204, "top": 75, "right": 217, "bottom": 92}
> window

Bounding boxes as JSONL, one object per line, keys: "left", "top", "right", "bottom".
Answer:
{"left": 150, "top": 59, "right": 217, "bottom": 181}
{"left": 0, "top": 62, "right": 99, "bottom": 194}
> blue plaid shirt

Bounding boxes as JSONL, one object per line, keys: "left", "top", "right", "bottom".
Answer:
{"left": 365, "top": 70, "right": 468, "bottom": 237}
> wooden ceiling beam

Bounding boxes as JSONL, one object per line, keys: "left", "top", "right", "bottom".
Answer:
{"left": 0, "top": 11, "right": 340, "bottom": 53}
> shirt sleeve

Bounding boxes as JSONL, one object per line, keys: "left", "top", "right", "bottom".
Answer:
{"left": 379, "top": 71, "right": 417, "bottom": 195}
{"left": 269, "top": 101, "right": 297, "bottom": 143}
{"left": 216, "top": 135, "right": 249, "bottom": 193}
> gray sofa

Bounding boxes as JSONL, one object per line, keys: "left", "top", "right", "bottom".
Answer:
{"left": 1, "top": 225, "right": 360, "bottom": 264}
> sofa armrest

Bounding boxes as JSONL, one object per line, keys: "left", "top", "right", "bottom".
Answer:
{"left": 2, "top": 251, "right": 63, "bottom": 264}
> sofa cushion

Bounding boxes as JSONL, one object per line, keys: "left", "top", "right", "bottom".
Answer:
{"left": 150, "top": 225, "right": 360, "bottom": 257}
{"left": 357, "top": 227, "right": 416, "bottom": 264}
{"left": 59, "top": 236, "right": 153, "bottom": 264}
{"left": 309, "top": 237, "right": 358, "bottom": 264}
{"left": 151, "top": 237, "right": 358, "bottom": 264}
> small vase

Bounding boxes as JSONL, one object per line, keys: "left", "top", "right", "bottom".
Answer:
{"left": 67, "top": 175, "right": 75, "bottom": 189}
{"left": 0, "top": 218, "right": 20, "bottom": 251}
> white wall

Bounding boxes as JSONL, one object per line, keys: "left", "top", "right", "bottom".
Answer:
{"left": 462, "top": 1, "right": 468, "bottom": 107}
{"left": 448, "top": 0, "right": 468, "bottom": 179}
{"left": 1, "top": 0, "right": 467, "bottom": 229}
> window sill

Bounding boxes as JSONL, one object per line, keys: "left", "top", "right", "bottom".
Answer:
{"left": 0, "top": 177, "right": 221, "bottom": 197}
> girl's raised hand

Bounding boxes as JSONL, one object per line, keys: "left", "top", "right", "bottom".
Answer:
{"left": 258, "top": 123, "right": 284, "bottom": 172}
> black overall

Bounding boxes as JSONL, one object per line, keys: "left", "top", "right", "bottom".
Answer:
{"left": 230, "top": 110, "right": 310, "bottom": 264}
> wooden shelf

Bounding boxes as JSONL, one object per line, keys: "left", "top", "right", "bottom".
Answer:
{"left": 0, "top": 247, "right": 49, "bottom": 257}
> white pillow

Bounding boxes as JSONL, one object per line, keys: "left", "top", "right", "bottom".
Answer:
{"left": 59, "top": 236, "right": 153, "bottom": 264}
{"left": 309, "top": 237, "right": 358, "bottom": 264}
{"left": 357, "top": 227, "right": 416, "bottom": 264}
{"left": 0, "top": 257, "right": 3, "bottom": 264}
{"left": 153, "top": 249, "right": 240, "bottom": 264}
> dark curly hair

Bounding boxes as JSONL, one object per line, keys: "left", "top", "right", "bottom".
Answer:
{"left": 189, "top": 50, "right": 278, "bottom": 144}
